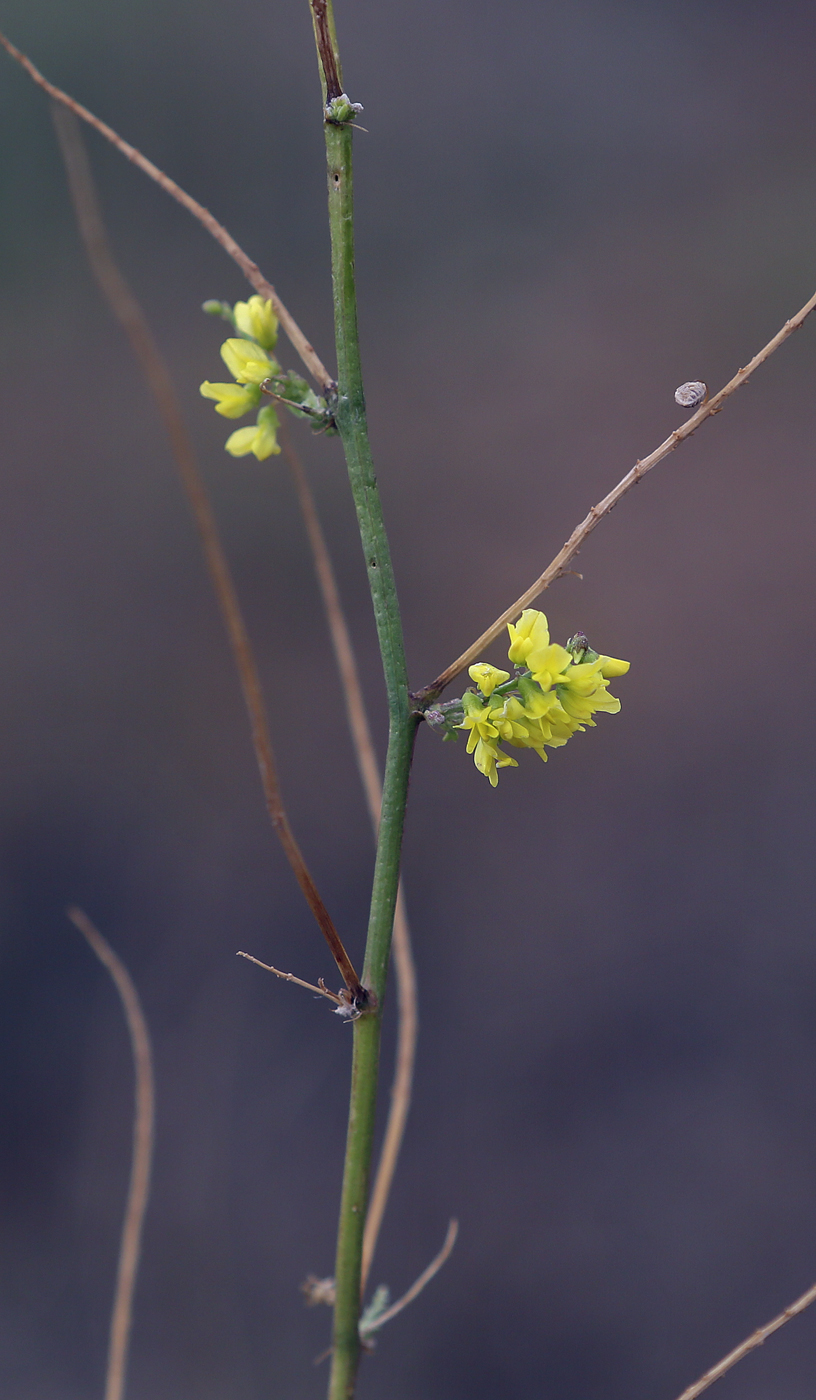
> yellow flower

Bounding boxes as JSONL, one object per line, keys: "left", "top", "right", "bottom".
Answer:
{"left": 507, "top": 609, "right": 551, "bottom": 665}
{"left": 199, "top": 381, "right": 261, "bottom": 419}
{"left": 472, "top": 738, "right": 517, "bottom": 787}
{"left": 468, "top": 663, "right": 510, "bottom": 697}
{"left": 459, "top": 690, "right": 500, "bottom": 747}
{"left": 225, "top": 406, "right": 280, "bottom": 460}
{"left": 487, "top": 695, "right": 531, "bottom": 744}
{"left": 599, "top": 654, "right": 630, "bottom": 678}
{"left": 233, "top": 296, "right": 279, "bottom": 351}
{"left": 553, "top": 656, "right": 624, "bottom": 725}
{"left": 220, "top": 338, "right": 278, "bottom": 385}
{"left": 457, "top": 692, "right": 522, "bottom": 785}
{"left": 527, "top": 643, "right": 573, "bottom": 691}
{"left": 556, "top": 679, "right": 621, "bottom": 725}
{"left": 454, "top": 608, "right": 629, "bottom": 783}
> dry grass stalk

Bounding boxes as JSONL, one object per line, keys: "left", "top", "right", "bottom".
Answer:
{"left": 67, "top": 908, "right": 155, "bottom": 1400}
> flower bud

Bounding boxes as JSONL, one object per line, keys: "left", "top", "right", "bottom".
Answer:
{"left": 233, "top": 296, "right": 279, "bottom": 351}
{"left": 221, "top": 338, "right": 277, "bottom": 385}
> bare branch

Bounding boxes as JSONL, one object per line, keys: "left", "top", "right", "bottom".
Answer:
{"left": 360, "top": 884, "right": 416, "bottom": 1289}
{"left": 237, "top": 951, "right": 347, "bottom": 1006}
{"left": 67, "top": 908, "right": 155, "bottom": 1400}
{"left": 419, "top": 282, "right": 816, "bottom": 702}
{"left": 0, "top": 28, "right": 334, "bottom": 392}
{"left": 280, "top": 421, "right": 418, "bottom": 1286}
{"left": 52, "top": 105, "right": 363, "bottom": 1000}
{"left": 672, "top": 1277, "right": 816, "bottom": 1400}
{"left": 359, "top": 1219, "right": 459, "bottom": 1337}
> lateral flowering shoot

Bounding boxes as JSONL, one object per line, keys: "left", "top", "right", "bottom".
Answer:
{"left": 199, "top": 295, "right": 336, "bottom": 459}
{"left": 429, "top": 610, "right": 629, "bottom": 787}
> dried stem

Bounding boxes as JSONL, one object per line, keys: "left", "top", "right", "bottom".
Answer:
{"left": 67, "top": 907, "right": 155, "bottom": 1400}
{"left": 359, "top": 1219, "right": 459, "bottom": 1337}
{"left": 360, "top": 885, "right": 416, "bottom": 1290}
{"left": 0, "top": 29, "right": 333, "bottom": 392}
{"left": 418, "top": 281, "right": 816, "bottom": 702}
{"left": 672, "top": 1276, "right": 816, "bottom": 1400}
{"left": 280, "top": 421, "right": 418, "bottom": 1291}
{"left": 236, "top": 951, "right": 347, "bottom": 1007}
{"left": 310, "top": 0, "right": 344, "bottom": 101}
{"left": 52, "top": 104, "right": 362, "bottom": 999}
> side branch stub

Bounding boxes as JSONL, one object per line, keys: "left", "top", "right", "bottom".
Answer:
{"left": 310, "top": 0, "right": 344, "bottom": 101}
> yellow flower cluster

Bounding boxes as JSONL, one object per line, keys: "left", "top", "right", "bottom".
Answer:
{"left": 199, "top": 297, "right": 282, "bottom": 459}
{"left": 458, "top": 610, "right": 629, "bottom": 786}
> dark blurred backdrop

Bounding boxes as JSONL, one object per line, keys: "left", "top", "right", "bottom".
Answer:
{"left": 3, "top": 1, "right": 816, "bottom": 1397}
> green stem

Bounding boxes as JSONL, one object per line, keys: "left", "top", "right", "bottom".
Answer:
{"left": 312, "top": 19, "right": 418, "bottom": 1400}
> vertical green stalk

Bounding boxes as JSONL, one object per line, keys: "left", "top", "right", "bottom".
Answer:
{"left": 311, "top": 16, "right": 418, "bottom": 1400}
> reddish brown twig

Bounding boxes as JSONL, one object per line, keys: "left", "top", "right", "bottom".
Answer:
{"left": 310, "top": 0, "right": 344, "bottom": 101}
{"left": 67, "top": 908, "right": 154, "bottom": 1400}
{"left": 53, "top": 104, "right": 362, "bottom": 1000}
{"left": 0, "top": 28, "right": 333, "bottom": 393}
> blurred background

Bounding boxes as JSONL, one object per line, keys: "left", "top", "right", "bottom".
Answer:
{"left": 2, "top": 1, "right": 816, "bottom": 1396}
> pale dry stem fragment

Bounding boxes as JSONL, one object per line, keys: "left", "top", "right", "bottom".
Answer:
{"left": 67, "top": 907, "right": 155, "bottom": 1400}
{"left": 359, "top": 1219, "right": 459, "bottom": 1337}
{"left": 307, "top": 1218, "right": 459, "bottom": 1367}
{"left": 303, "top": 1275, "right": 338, "bottom": 1306}
{"left": 237, "top": 951, "right": 349, "bottom": 1007}
{"left": 672, "top": 1275, "right": 816, "bottom": 1400}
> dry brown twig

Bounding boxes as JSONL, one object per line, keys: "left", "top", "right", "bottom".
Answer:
{"left": 51, "top": 103, "right": 362, "bottom": 1001}
{"left": 419, "top": 282, "right": 816, "bottom": 702}
{"left": 672, "top": 1276, "right": 816, "bottom": 1400}
{"left": 67, "top": 907, "right": 155, "bottom": 1400}
{"left": 359, "top": 1219, "right": 459, "bottom": 1337}
{"left": 279, "top": 420, "right": 418, "bottom": 1290}
{"left": 310, "top": 1219, "right": 459, "bottom": 1366}
{"left": 0, "top": 29, "right": 334, "bottom": 393}
{"left": 360, "top": 880, "right": 416, "bottom": 1290}
{"left": 237, "top": 951, "right": 351, "bottom": 1009}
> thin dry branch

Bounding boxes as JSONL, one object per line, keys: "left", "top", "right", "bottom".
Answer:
{"left": 361, "top": 883, "right": 416, "bottom": 1290}
{"left": 237, "top": 951, "right": 347, "bottom": 1007}
{"left": 67, "top": 907, "right": 155, "bottom": 1400}
{"left": 0, "top": 29, "right": 333, "bottom": 393}
{"left": 419, "top": 281, "right": 816, "bottom": 702}
{"left": 52, "top": 104, "right": 362, "bottom": 1000}
{"left": 279, "top": 422, "right": 418, "bottom": 1288}
{"left": 359, "top": 1219, "right": 459, "bottom": 1337}
{"left": 672, "top": 1276, "right": 816, "bottom": 1400}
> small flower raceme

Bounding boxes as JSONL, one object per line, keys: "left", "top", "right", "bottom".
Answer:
{"left": 199, "top": 295, "right": 335, "bottom": 460}
{"left": 448, "top": 610, "right": 629, "bottom": 786}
